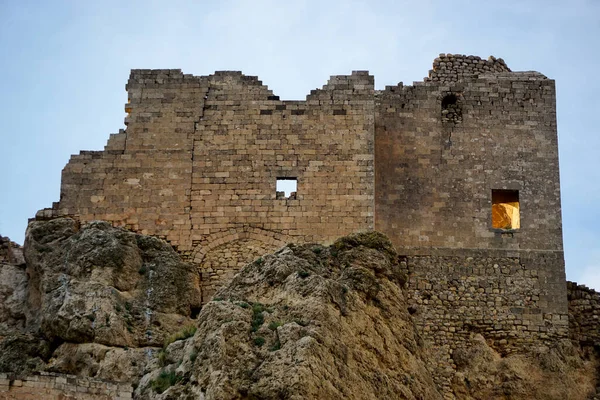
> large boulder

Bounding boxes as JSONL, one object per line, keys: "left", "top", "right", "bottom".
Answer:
{"left": 46, "top": 342, "right": 155, "bottom": 383}
{"left": 23, "top": 218, "right": 202, "bottom": 348}
{"left": 136, "top": 231, "right": 443, "bottom": 399}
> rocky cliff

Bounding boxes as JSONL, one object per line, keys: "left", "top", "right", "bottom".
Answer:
{"left": 0, "top": 221, "right": 598, "bottom": 399}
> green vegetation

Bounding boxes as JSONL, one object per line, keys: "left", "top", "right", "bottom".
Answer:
{"left": 237, "top": 301, "right": 250, "bottom": 309}
{"left": 189, "top": 349, "right": 198, "bottom": 362}
{"left": 298, "top": 270, "right": 310, "bottom": 279}
{"left": 157, "top": 349, "right": 167, "bottom": 367}
{"left": 164, "top": 324, "right": 197, "bottom": 348}
{"left": 251, "top": 303, "right": 265, "bottom": 332}
{"left": 269, "top": 340, "right": 281, "bottom": 352}
{"left": 138, "top": 265, "right": 147, "bottom": 275}
{"left": 268, "top": 321, "right": 282, "bottom": 331}
{"left": 150, "top": 369, "right": 181, "bottom": 394}
{"left": 253, "top": 336, "right": 266, "bottom": 347}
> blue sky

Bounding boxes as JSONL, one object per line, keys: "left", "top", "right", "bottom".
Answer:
{"left": 1, "top": 0, "right": 599, "bottom": 288}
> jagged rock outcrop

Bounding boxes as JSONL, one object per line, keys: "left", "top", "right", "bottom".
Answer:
{"left": 135, "top": 232, "right": 443, "bottom": 399}
{"left": 0, "top": 236, "right": 27, "bottom": 334}
{"left": 450, "top": 335, "right": 596, "bottom": 399}
{"left": 0, "top": 218, "right": 202, "bottom": 382}
{"left": 1, "top": 224, "right": 599, "bottom": 399}
{"left": 24, "top": 218, "right": 202, "bottom": 347}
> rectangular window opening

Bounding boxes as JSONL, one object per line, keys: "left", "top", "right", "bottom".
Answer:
{"left": 276, "top": 178, "right": 297, "bottom": 200}
{"left": 492, "top": 189, "right": 520, "bottom": 230}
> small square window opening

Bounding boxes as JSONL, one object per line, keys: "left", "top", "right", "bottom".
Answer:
{"left": 492, "top": 189, "right": 520, "bottom": 229}
{"left": 276, "top": 178, "right": 297, "bottom": 200}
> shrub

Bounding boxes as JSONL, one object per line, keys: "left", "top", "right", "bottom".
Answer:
{"left": 164, "top": 324, "right": 197, "bottom": 348}
{"left": 298, "top": 271, "right": 310, "bottom": 279}
{"left": 253, "top": 336, "right": 266, "bottom": 347}
{"left": 157, "top": 349, "right": 167, "bottom": 367}
{"left": 269, "top": 340, "right": 281, "bottom": 352}
{"left": 251, "top": 303, "right": 265, "bottom": 332}
{"left": 268, "top": 321, "right": 282, "bottom": 331}
{"left": 150, "top": 370, "right": 181, "bottom": 394}
{"left": 237, "top": 301, "right": 250, "bottom": 309}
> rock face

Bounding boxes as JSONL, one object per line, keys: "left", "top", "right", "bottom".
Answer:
{"left": 24, "top": 218, "right": 202, "bottom": 348}
{"left": 1, "top": 224, "right": 599, "bottom": 399}
{"left": 0, "top": 218, "right": 202, "bottom": 383}
{"left": 0, "top": 236, "right": 27, "bottom": 334}
{"left": 450, "top": 335, "right": 596, "bottom": 400}
{"left": 136, "top": 232, "right": 443, "bottom": 399}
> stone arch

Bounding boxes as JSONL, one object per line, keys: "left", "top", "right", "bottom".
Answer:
{"left": 191, "top": 227, "right": 289, "bottom": 303}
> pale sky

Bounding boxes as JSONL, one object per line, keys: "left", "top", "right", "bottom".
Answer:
{"left": 1, "top": 0, "right": 599, "bottom": 288}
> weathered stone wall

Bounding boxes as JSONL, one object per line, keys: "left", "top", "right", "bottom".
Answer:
{"left": 568, "top": 281, "right": 600, "bottom": 347}
{"left": 0, "top": 372, "right": 132, "bottom": 400}
{"left": 402, "top": 251, "right": 569, "bottom": 393}
{"left": 426, "top": 53, "right": 511, "bottom": 83}
{"left": 199, "top": 238, "right": 280, "bottom": 303}
{"left": 39, "top": 57, "right": 567, "bottom": 364}
{"left": 374, "top": 60, "right": 565, "bottom": 394}
{"left": 50, "top": 70, "right": 375, "bottom": 298}
{"left": 375, "top": 69, "right": 561, "bottom": 252}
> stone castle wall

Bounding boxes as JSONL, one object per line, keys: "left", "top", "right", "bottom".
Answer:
{"left": 36, "top": 55, "right": 568, "bottom": 392}
{"left": 402, "top": 251, "right": 568, "bottom": 392}
{"left": 568, "top": 281, "right": 600, "bottom": 347}
{"left": 373, "top": 60, "right": 566, "bottom": 393}
{"left": 426, "top": 53, "right": 511, "bottom": 83}
{"left": 0, "top": 372, "right": 132, "bottom": 400}
{"left": 375, "top": 71, "right": 561, "bottom": 252}
{"left": 51, "top": 70, "right": 375, "bottom": 302}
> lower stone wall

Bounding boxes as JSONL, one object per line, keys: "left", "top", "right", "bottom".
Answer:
{"left": 401, "top": 249, "right": 569, "bottom": 394}
{"left": 568, "top": 281, "right": 600, "bottom": 347}
{"left": 198, "top": 238, "right": 279, "bottom": 303}
{"left": 0, "top": 372, "right": 132, "bottom": 399}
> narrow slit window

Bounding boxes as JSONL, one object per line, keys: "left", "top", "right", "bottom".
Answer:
{"left": 492, "top": 190, "right": 520, "bottom": 229}
{"left": 276, "top": 178, "right": 297, "bottom": 200}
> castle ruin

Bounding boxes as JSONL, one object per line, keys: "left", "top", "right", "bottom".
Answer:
{"left": 37, "top": 54, "right": 567, "bottom": 391}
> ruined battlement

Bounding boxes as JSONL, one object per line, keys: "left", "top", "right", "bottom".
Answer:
{"left": 426, "top": 53, "right": 511, "bottom": 83}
